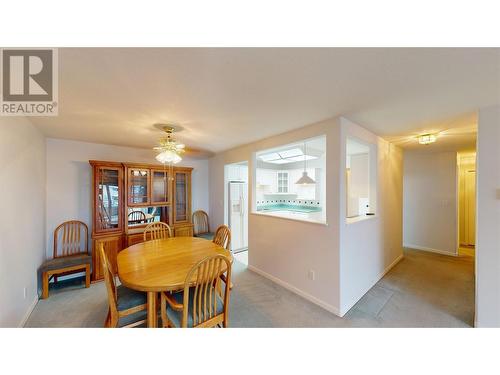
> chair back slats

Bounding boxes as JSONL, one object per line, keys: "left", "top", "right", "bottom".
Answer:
{"left": 213, "top": 225, "right": 231, "bottom": 250}
{"left": 99, "top": 243, "right": 119, "bottom": 321}
{"left": 183, "top": 255, "right": 231, "bottom": 327}
{"left": 143, "top": 222, "right": 172, "bottom": 241}
{"left": 54, "top": 220, "right": 88, "bottom": 258}
{"left": 128, "top": 210, "right": 147, "bottom": 223}
{"left": 192, "top": 210, "right": 210, "bottom": 235}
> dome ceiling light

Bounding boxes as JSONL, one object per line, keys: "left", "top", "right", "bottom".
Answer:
{"left": 418, "top": 133, "right": 438, "bottom": 145}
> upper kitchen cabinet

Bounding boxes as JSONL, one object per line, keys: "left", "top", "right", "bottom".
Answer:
{"left": 90, "top": 161, "right": 124, "bottom": 234}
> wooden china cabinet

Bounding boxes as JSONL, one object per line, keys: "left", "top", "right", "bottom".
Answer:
{"left": 89, "top": 160, "right": 193, "bottom": 281}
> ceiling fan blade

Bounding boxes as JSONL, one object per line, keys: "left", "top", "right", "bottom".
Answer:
{"left": 183, "top": 147, "right": 215, "bottom": 159}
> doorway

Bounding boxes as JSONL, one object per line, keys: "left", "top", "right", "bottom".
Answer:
{"left": 458, "top": 152, "right": 476, "bottom": 255}
{"left": 224, "top": 161, "right": 249, "bottom": 265}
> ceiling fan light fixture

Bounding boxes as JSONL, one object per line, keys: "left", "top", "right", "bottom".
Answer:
{"left": 155, "top": 149, "right": 182, "bottom": 164}
{"left": 153, "top": 125, "right": 184, "bottom": 164}
{"left": 418, "top": 133, "right": 437, "bottom": 145}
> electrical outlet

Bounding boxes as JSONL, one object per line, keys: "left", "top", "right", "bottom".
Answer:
{"left": 23, "top": 287, "right": 27, "bottom": 299}
{"left": 308, "top": 270, "right": 315, "bottom": 281}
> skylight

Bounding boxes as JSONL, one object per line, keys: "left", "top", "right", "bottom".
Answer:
{"left": 268, "top": 159, "right": 295, "bottom": 164}
{"left": 287, "top": 155, "right": 317, "bottom": 162}
{"left": 259, "top": 152, "right": 281, "bottom": 162}
{"left": 277, "top": 148, "right": 303, "bottom": 158}
{"left": 258, "top": 147, "right": 318, "bottom": 164}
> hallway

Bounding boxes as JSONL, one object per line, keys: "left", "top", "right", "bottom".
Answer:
{"left": 356, "top": 248, "right": 475, "bottom": 327}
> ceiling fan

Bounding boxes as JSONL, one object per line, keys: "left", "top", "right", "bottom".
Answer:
{"left": 153, "top": 124, "right": 185, "bottom": 164}
{"left": 153, "top": 124, "right": 214, "bottom": 163}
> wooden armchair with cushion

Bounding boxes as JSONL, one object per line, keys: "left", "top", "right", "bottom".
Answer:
{"left": 160, "top": 254, "right": 232, "bottom": 328}
{"left": 100, "top": 243, "right": 147, "bottom": 328}
{"left": 192, "top": 210, "right": 214, "bottom": 240}
{"left": 213, "top": 225, "right": 233, "bottom": 289}
{"left": 40, "top": 220, "right": 92, "bottom": 299}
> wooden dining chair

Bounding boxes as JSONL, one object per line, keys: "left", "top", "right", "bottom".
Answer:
{"left": 128, "top": 210, "right": 147, "bottom": 224}
{"left": 192, "top": 210, "right": 214, "bottom": 240}
{"left": 143, "top": 221, "right": 172, "bottom": 241}
{"left": 39, "top": 220, "right": 91, "bottom": 299}
{"left": 213, "top": 225, "right": 231, "bottom": 250}
{"left": 160, "top": 254, "right": 232, "bottom": 328}
{"left": 99, "top": 243, "right": 147, "bottom": 328}
{"left": 212, "top": 225, "right": 233, "bottom": 289}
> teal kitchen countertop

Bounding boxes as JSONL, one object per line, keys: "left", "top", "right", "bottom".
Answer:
{"left": 256, "top": 204, "right": 322, "bottom": 213}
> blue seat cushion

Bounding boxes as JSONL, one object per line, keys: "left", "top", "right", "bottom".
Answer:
{"left": 39, "top": 254, "right": 91, "bottom": 272}
{"left": 117, "top": 285, "right": 147, "bottom": 311}
{"left": 167, "top": 288, "right": 224, "bottom": 327}
{"left": 195, "top": 232, "right": 215, "bottom": 241}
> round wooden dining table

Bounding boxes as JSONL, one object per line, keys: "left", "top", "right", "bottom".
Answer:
{"left": 117, "top": 237, "right": 231, "bottom": 328}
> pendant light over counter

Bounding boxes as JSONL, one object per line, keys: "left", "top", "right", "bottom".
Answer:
{"left": 295, "top": 140, "right": 316, "bottom": 185}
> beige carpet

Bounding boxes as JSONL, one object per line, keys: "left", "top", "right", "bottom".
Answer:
{"left": 25, "top": 248, "right": 475, "bottom": 327}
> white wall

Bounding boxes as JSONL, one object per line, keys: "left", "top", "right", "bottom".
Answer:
{"left": 45, "top": 138, "right": 209, "bottom": 257}
{"left": 209, "top": 116, "right": 403, "bottom": 316}
{"left": 403, "top": 151, "right": 458, "bottom": 255}
{"left": 339, "top": 118, "right": 403, "bottom": 315}
{"left": 210, "top": 118, "right": 342, "bottom": 314}
{"left": 0, "top": 117, "right": 46, "bottom": 327}
{"left": 476, "top": 106, "right": 500, "bottom": 327}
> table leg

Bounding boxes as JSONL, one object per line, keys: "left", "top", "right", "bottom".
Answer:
{"left": 147, "top": 291, "right": 158, "bottom": 328}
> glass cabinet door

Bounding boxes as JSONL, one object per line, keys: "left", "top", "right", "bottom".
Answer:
{"left": 174, "top": 172, "right": 188, "bottom": 223}
{"left": 151, "top": 170, "right": 169, "bottom": 204}
{"left": 96, "top": 167, "right": 122, "bottom": 232}
{"left": 128, "top": 168, "right": 149, "bottom": 205}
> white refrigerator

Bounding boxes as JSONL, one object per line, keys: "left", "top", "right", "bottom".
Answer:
{"left": 228, "top": 181, "right": 248, "bottom": 253}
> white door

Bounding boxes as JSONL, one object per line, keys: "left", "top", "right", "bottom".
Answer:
{"left": 229, "top": 182, "right": 248, "bottom": 252}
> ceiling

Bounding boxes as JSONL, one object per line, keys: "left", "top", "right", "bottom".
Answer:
{"left": 385, "top": 112, "right": 478, "bottom": 152}
{"left": 29, "top": 48, "right": 500, "bottom": 154}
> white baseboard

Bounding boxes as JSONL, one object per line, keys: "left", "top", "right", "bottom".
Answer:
{"left": 404, "top": 243, "right": 458, "bottom": 257}
{"left": 382, "top": 254, "right": 404, "bottom": 278}
{"left": 19, "top": 295, "right": 38, "bottom": 328}
{"left": 339, "top": 253, "right": 404, "bottom": 316}
{"left": 247, "top": 265, "right": 341, "bottom": 317}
